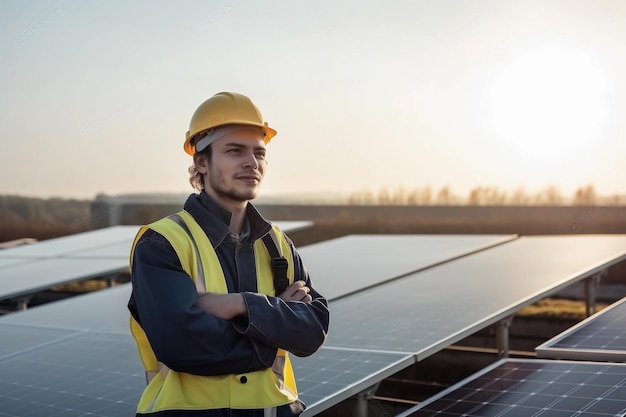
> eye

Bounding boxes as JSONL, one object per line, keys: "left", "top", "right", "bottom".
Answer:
{"left": 227, "top": 148, "right": 241, "bottom": 154}
{"left": 255, "top": 151, "right": 266, "bottom": 159}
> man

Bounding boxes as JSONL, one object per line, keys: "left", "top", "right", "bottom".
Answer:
{"left": 128, "top": 92, "right": 329, "bottom": 416}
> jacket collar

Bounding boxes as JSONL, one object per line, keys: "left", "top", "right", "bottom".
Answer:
{"left": 183, "top": 191, "right": 272, "bottom": 247}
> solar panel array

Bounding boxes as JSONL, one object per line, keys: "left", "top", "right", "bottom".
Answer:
{"left": 536, "top": 296, "right": 626, "bottom": 362}
{"left": 2, "top": 233, "right": 626, "bottom": 417}
{"left": 397, "top": 359, "right": 626, "bottom": 417}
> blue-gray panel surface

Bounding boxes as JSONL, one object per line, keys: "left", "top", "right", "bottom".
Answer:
{"left": 0, "top": 226, "right": 139, "bottom": 259}
{"left": 292, "top": 347, "right": 414, "bottom": 416}
{"left": 397, "top": 359, "right": 626, "bottom": 417}
{"left": 0, "top": 258, "right": 129, "bottom": 300}
{"left": 273, "top": 221, "right": 314, "bottom": 234}
{"left": 0, "top": 323, "right": 82, "bottom": 359}
{"left": 0, "top": 284, "right": 132, "bottom": 333}
{"left": 298, "top": 234, "right": 516, "bottom": 300}
{"left": 536, "top": 296, "right": 626, "bottom": 361}
{"left": 0, "top": 331, "right": 143, "bottom": 417}
{"left": 0, "top": 258, "right": 29, "bottom": 269}
{"left": 324, "top": 235, "right": 626, "bottom": 356}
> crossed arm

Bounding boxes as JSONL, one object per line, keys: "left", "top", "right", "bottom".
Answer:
{"left": 197, "top": 280, "right": 313, "bottom": 320}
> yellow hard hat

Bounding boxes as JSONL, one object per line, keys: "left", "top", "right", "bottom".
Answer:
{"left": 184, "top": 92, "right": 277, "bottom": 155}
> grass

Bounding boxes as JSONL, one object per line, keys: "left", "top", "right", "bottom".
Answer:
{"left": 516, "top": 298, "right": 610, "bottom": 320}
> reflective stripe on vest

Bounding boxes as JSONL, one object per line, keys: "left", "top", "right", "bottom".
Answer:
{"left": 129, "top": 210, "right": 297, "bottom": 413}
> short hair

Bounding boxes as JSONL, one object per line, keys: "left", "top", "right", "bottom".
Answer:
{"left": 188, "top": 145, "right": 212, "bottom": 191}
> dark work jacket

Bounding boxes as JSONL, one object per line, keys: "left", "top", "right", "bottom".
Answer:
{"left": 128, "top": 191, "right": 329, "bottom": 378}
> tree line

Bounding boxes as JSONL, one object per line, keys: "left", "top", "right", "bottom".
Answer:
{"left": 348, "top": 185, "right": 626, "bottom": 206}
{"left": 0, "top": 195, "right": 91, "bottom": 242}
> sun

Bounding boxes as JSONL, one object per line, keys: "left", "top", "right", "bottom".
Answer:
{"left": 487, "top": 47, "right": 610, "bottom": 162}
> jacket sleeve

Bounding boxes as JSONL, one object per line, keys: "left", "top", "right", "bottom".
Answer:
{"left": 129, "top": 230, "right": 277, "bottom": 375}
{"left": 232, "top": 236, "right": 330, "bottom": 357}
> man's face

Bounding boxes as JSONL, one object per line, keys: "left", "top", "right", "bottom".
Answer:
{"left": 202, "top": 129, "right": 267, "bottom": 205}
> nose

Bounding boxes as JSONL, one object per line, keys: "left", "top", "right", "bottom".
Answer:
{"left": 243, "top": 152, "right": 258, "bottom": 169}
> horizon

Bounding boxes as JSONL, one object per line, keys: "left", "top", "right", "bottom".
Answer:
{"left": 3, "top": 183, "right": 626, "bottom": 206}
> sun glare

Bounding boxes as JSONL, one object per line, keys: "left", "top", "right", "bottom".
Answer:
{"left": 487, "top": 47, "right": 610, "bottom": 162}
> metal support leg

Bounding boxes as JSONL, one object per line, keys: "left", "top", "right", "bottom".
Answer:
{"left": 15, "top": 296, "right": 33, "bottom": 311}
{"left": 496, "top": 316, "right": 514, "bottom": 358}
{"left": 584, "top": 271, "right": 605, "bottom": 317}
{"left": 353, "top": 383, "right": 380, "bottom": 417}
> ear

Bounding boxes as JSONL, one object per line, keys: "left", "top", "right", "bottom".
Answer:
{"left": 193, "top": 153, "right": 209, "bottom": 175}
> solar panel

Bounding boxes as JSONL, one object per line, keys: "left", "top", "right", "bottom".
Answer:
{"left": 0, "top": 226, "right": 139, "bottom": 259}
{"left": 536, "top": 296, "right": 626, "bottom": 362}
{"left": 397, "top": 358, "right": 626, "bottom": 417}
{"left": 292, "top": 347, "right": 414, "bottom": 416}
{"left": 0, "top": 258, "right": 129, "bottom": 301}
{"left": 0, "top": 330, "right": 144, "bottom": 417}
{"left": 324, "top": 235, "right": 626, "bottom": 357}
{"left": 273, "top": 220, "right": 314, "bottom": 234}
{"left": 0, "top": 284, "right": 132, "bottom": 334}
{"left": 299, "top": 234, "right": 517, "bottom": 300}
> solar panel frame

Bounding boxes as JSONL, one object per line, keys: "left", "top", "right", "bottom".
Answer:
{"left": 397, "top": 358, "right": 626, "bottom": 417}
{"left": 536, "top": 296, "right": 626, "bottom": 362}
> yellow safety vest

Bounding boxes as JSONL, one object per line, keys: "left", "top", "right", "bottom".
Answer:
{"left": 129, "top": 210, "right": 297, "bottom": 413}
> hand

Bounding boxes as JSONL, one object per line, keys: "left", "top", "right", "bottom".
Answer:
{"left": 279, "top": 280, "right": 312, "bottom": 303}
{"left": 197, "top": 292, "right": 247, "bottom": 320}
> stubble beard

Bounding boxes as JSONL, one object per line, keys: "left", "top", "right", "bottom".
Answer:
{"left": 208, "top": 169, "right": 260, "bottom": 203}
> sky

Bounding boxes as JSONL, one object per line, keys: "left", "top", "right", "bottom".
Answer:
{"left": 1, "top": 0, "right": 625, "bottom": 201}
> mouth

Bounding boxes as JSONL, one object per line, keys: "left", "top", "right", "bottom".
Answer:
{"left": 236, "top": 174, "right": 261, "bottom": 184}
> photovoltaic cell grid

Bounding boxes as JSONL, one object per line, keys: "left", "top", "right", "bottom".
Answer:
{"left": 291, "top": 347, "right": 414, "bottom": 416}
{"left": 0, "top": 323, "right": 81, "bottom": 359}
{"left": 537, "top": 296, "right": 626, "bottom": 362}
{"left": 0, "top": 330, "right": 144, "bottom": 417}
{"left": 397, "top": 359, "right": 626, "bottom": 417}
